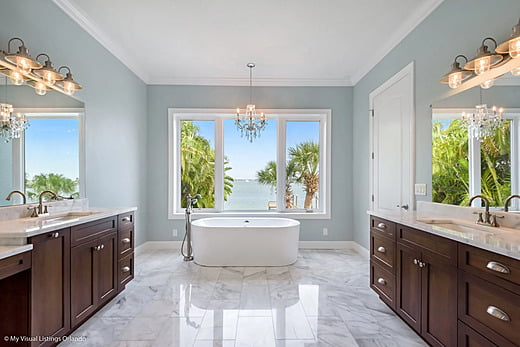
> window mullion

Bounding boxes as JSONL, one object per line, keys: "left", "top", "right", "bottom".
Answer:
{"left": 277, "top": 119, "right": 286, "bottom": 212}
{"left": 468, "top": 134, "right": 481, "bottom": 206}
{"left": 214, "top": 117, "right": 224, "bottom": 212}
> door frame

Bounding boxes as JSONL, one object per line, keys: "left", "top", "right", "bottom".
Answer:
{"left": 369, "top": 61, "right": 416, "bottom": 211}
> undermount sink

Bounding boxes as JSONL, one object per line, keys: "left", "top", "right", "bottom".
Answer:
{"left": 416, "top": 218, "right": 505, "bottom": 234}
{"left": 41, "top": 211, "right": 101, "bottom": 225}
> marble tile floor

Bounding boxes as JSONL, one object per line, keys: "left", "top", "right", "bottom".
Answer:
{"left": 60, "top": 248, "right": 426, "bottom": 347}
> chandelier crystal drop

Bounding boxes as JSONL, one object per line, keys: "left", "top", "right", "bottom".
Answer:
{"left": 235, "top": 63, "right": 267, "bottom": 142}
{"left": 0, "top": 103, "right": 29, "bottom": 143}
{"left": 461, "top": 104, "right": 504, "bottom": 141}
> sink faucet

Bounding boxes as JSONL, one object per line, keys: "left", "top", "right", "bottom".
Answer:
{"left": 6, "top": 190, "right": 26, "bottom": 204}
{"left": 468, "top": 195, "right": 491, "bottom": 225}
{"left": 38, "top": 190, "right": 58, "bottom": 215}
{"left": 504, "top": 194, "right": 520, "bottom": 212}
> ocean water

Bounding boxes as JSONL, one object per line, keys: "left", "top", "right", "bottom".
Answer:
{"left": 224, "top": 179, "right": 308, "bottom": 210}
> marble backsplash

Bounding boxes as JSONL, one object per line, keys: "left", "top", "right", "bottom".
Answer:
{"left": 0, "top": 198, "right": 89, "bottom": 222}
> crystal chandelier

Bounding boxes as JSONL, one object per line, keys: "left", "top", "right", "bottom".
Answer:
{"left": 461, "top": 103, "right": 504, "bottom": 141}
{"left": 0, "top": 103, "right": 29, "bottom": 142}
{"left": 235, "top": 63, "right": 266, "bottom": 142}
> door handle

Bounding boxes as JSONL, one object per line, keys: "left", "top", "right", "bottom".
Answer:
{"left": 401, "top": 204, "right": 409, "bottom": 210}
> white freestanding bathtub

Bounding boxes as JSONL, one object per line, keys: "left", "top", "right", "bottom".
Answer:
{"left": 191, "top": 217, "right": 300, "bottom": 266}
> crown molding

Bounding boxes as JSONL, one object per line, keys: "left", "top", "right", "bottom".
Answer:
{"left": 52, "top": 0, "right": 149, "bottom": 83}
{"left": 350, "top": 0, "right": 445, "bottom": 85}
{"left": 147, "top": 76, "right": 353, "bottom": 87}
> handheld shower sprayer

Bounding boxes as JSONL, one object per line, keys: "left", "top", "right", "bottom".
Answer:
{"left": 181, "top": 193, "right": 201, "bottom": 261}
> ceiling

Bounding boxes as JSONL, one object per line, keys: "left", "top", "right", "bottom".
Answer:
{"left": 53, "top": 0, "right": 444, "bottom": 86}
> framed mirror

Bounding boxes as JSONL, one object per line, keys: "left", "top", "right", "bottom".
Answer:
{"left": 0, "top": 77, "right": 85, "bottom": 207}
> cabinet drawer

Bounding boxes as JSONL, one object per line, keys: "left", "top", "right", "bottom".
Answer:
{"left": 398, "top": 225, "right": 457, "bottom": 265}
{"left": 118, "top": 212, "right": 134, "bottom": 230}
{"left": 0, "top": 251, "right": 31, "bottom": 280}
{"left": 370, "top": 261, "right": 395, "bottom": 309}
{"left": 459, "top": 244, "right": 520, "bottom": 294}
{"left": 459, "top": 272, "right": 520, "bottom": 346}
{"left": 458, "top": 320, "right": 498, "bottom": 347}
{"left": 370, "top": 216, "right": 396, "bottom": 240}
{"left": 370, "top": 232, "right": 395, "bottom": 271}
{"left": 118, "top": 227, "right": 134, "bottom": 259}
{"left": 118, "top": 252, "right": 134, "bottom": 292}
{"left": 71, "top": 217, "right": 117, "bottom": 247}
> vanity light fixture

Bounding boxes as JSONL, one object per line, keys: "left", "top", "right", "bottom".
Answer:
{"left": 33, "top": 54, "right": 63, "bottom": 86}
{"left": 480, "top": 79, "right": 495, "bottom": 89}
{"left": 440, "top": 55, "right": 473, "bottom": 89}
{"left": 235, "top": 63, "right": 267, "bottom": 142}
{"left": 464, "top": 38, "right": 503, "bottom": 76}
{"left": 4, "top": 38, "right": 42, "bottom": 74}
{"left": 496, "top": 18, "right": 520, "bottom": 59}
{"left": 26, "top": 80, "right": 50, "bottom": 96}
{"left": 56, "top": 66, "right": 82, "bottom": 95}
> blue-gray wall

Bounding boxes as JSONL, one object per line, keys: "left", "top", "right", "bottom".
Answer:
{"left": 0, "top": 1, "right": 148, "bottom": 245}
{"left": 352, "top": 0, "right": 520, "bottom": 248}
{"left": 147, "top": 86, "right": 353, "bottom": 242}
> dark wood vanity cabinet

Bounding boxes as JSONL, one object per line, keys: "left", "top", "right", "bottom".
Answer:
{"left": 117, "top": 212, "right": 134, "bottom": 292}
{"left": 29, "top": 229, "right": 71, "bottom": 347}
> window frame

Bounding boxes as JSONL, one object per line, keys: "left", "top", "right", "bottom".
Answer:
{"left": 168, "top": 108, "right": 331, "bottom": 219}
{"left": 11, "top": 108, "right": 86, "bottom": 199}
{"left": 432, "top": 108, "right": 520, "bottom": 209}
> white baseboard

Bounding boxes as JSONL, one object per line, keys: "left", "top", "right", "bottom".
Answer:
{"left": 136, "top": 240, "right": 369, "bottom": 256}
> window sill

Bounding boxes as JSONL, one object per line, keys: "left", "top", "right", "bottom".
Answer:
{"left": 168, "top": 211, "right": 331, "bottom": 220}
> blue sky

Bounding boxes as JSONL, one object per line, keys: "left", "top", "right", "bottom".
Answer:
{"left": 193, "top": 119, "right": 319, "bottom": 179}
{"left": 25, "top": 118, "right": 79, "bottom": 179}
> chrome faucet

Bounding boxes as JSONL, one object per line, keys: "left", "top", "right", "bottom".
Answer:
{"left": 468, "top": 195, "right": 492, "bottom": 225}
{"left": 504, "top": 194, "right": 520, "bottom": 212}
{"left": 6, "top": 190, "right": 26, "bottom": 204}
{"left": 38, "top": 190, "right": 58, "bottom": 215}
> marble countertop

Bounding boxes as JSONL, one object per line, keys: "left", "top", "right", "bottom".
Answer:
{"left": 0, "top": 207, "right": 137, "bottom": 246}
{"left": 0, "top": 244, "right": 33, "bottom": 261}
{"left": 368, "top": 209, "right": 520, "bottom": 260}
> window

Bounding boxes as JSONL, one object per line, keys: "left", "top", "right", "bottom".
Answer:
{"left": 6, "top": 109, "right": 84, "bottom": 203}
{"left": 432, "top": 109, "right": 517, "bottom": 209}
{"left": 169, "top": 109, "right": 331, "bottom": 218}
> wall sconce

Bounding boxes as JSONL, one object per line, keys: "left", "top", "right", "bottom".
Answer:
{"left": 440, "top": 55, "right": 473, "bottom": 89}
{"left": 34, "top": 54, "right": 64, "bottom": 86}
{"left": 464, "top": 38, "right": 503, "bottom": 75}
{"left": 497, "top": 18, "right": 520, "bottom": 59}
{"left": 57, "top": 66, "right": 82, "bottom": 95}
{"left": 4, "top": 38, "right": 42, "bottom": 74}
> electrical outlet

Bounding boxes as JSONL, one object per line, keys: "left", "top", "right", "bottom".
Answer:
{"left": 323, "top": 227, "right": 328, "bottom": 236}
{"left": 414, "top": 183, "right": 427, "bottom": 196}
{"left": 172, "top": 229, "right": 178, "bottom": 237}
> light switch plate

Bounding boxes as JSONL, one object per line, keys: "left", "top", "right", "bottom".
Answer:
{"left": 415, "top": 183, "right": 427, "bottom": 196}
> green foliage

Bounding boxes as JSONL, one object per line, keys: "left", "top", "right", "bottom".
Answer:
{"left": 257, "top": 160, "right": 299, "bottom": 208}
{"left": 180, "top": 121, "right": 233, "bottom": 208}
{"left": 26, "top": 173, "right": 79, "bottom": 201}
{"left": 432, "top": 119, "right": 510, "bottom": 207}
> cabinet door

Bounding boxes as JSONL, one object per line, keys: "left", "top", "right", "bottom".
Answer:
{"left": 70, "top": 238, "right": 98, "bottom": 328}
{"left": 421, "top": 252, "right": 458, "bottom": 347}
{"left": 458, "top": 321, "right": 497, "bottom": 347}
{"left": 96, "top": 232, "right": 118, "bottom": 305}
{"left": 396, "top": 241, "right": 422, "bottom": 333}
{"left": 30, "top": 229, "right": 71, "bottom": 346}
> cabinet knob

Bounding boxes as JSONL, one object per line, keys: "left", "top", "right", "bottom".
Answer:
{"left": 413, "top": 258, "right": 419, "bottom": 265}
{"left": 418, "top": 261, "right": 426, "bottom": 268}
{"left": 121, "top": 238, "right": 131, "bottom": 244}
{"left": 50, "top": 232, "right": 59, "bottom": 238}
{"left": 376, "top": 246, "right": 386, "bottom": 253}
{"left": 121, "top": 216, "right": 131, "bottom": 222}
{"left": 122, "top": 266, "right": 131, "bottom": 273}
{"left": 93, "top": 245, "right": 102, "bottom": 251}
{"left": 486, "top": 261, "right": 510, "bottom": 274}
{"left": 377, "top": 278, "right": 386, "bottom": 285}
{"left": 377, "top": 222, "right": 386, "bottom": 229}
{"left": 486, "top": 305, "right": 510, "bottom": 322}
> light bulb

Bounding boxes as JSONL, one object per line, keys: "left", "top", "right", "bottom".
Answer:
{"left": 17, "top": 58, "right": 32, "bottom": 74}
{"left": 448, "top": 72, "right": 462, "bottom": 89}
{"left": 510, "top": 37, "right": 520, "bottom": 58}
{"left": 475, "top": 56, "right": 491, "bottom": 75}
{"left": 63, "top": 81, "right": 75, "bottom": 95}
{"left": 44, "top": 71, "right": 55, "bottom": 86}
{"left": 9, "top": 71, "right": 24, "bottom": 86}
{"left": 512, "top": 67, "right": 520, "bottom": 76}
{"left": 480, "top": 79, "right": 494, "bottom": 89}
{"left": 35, "top": 82, "right": 47, "bottom": 96}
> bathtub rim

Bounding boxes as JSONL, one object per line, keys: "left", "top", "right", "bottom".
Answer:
{"left": 191, "top": 217, "right": 301, "bottom": 228}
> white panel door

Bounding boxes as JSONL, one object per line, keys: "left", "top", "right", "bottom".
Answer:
{"left": 371, "top": 63, "right": 414, "bottom": 212}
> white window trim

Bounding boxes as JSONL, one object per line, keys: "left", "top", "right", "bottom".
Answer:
{"left": 168, "top": 108, "right": 331, "bottom": 220}
{"left": 432, "top": 108, "right": 520, "bottom": 209}
{"left": 11, "top": 108, "right": 86, "bottom": 199}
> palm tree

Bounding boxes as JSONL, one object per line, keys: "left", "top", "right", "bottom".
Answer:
{"left": 26, "top": 173, "right": 79, "bottom": 201}
{"left": 256, "top": 160, "right": 298, "bottom": 208}
{"left": 288, "top": 141, "right": 320, "bottom": 209}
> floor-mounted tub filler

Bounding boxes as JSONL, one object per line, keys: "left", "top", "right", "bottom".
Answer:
{"left": 191, "top": 217, "right": 300, "bottom": 266}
